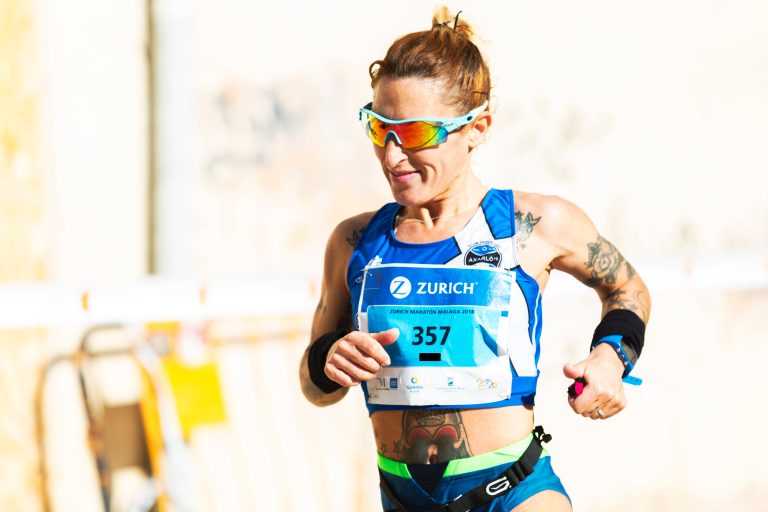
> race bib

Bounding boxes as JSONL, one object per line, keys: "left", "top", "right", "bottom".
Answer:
{"left": 357, "top": 264, "right": 533, "bottom": 406}
{"left": 366, "top": 305, "right": 503, "bottom": 367}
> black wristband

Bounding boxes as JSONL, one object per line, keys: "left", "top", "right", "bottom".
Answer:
{"left": 591, "top": 309, "right": 645, "bottom": 364}
{"left": 307, "top": 329, "right": 350, "bottom": 393}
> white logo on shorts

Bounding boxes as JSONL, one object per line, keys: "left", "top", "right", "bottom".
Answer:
{"left": 485, "top": 476, "right": 511, "bottom": 496}
{"left": 389, "top": 276, "right": 412, "bottom": 299}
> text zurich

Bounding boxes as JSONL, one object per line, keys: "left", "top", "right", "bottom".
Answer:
{"left": 416, "top": 281, "right": 476, "bottom": 295}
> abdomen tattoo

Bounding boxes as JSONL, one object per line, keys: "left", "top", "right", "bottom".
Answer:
{"left": 394, "top": 409, "right": 471, "bottom": 464}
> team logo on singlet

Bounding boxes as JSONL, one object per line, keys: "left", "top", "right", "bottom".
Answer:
{"left": 464, "top": 241, "right": 501, "bottom": 267}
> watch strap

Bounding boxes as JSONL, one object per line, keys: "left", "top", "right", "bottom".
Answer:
{"left": 592, "top": 334, "right": 642, "bottom": 383}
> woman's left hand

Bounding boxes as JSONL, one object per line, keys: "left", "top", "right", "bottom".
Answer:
{"left": 563, "top": 343, "right": 627, "bottom": 420}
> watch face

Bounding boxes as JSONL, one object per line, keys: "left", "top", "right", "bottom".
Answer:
{"left": 619, "top": 340, "right": 638, "bottom": 366}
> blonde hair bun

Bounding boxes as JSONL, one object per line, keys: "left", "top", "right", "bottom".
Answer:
{"left": 432, "top": 6, "right": 475, "bottom": 40}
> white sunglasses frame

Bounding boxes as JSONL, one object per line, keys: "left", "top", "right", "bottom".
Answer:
{"left": 358, "top": 100, "right": 489, "bottom": 148}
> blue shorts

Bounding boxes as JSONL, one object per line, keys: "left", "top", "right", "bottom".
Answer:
{"left": 378, "top": 434, "right": 569, "bottom": 512}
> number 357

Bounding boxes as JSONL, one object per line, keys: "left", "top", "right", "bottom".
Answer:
{"left": 412, "top": 326, "right": 451, "bottom": 345}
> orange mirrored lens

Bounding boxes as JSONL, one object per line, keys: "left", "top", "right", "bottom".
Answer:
{"left": 366, "top": 117, "right": 446, "bottom": 149}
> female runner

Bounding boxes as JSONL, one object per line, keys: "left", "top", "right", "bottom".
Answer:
{"left": 300, "top": 7, "right": 650, "bottom": 511}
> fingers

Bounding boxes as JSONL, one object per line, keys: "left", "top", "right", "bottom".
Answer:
{"left": 566, "top": 368, "right": 627, "bottom": 420}
{"left": 587, "top": 405, "right": 606, "bottom": 420}
{"left": 350, "top": 330, "right": 395, "bottom": 366}
{"left": 370, "top": 327, "right": 400, "bottom": 346}
{"left": 324, "top": 362, "right": 362, "bottom": 387}
{"left": 324, "top": 330, "right": 396, "bottom": 388}
{"left": 562, "top": 362, "right": 583, "bottom": 380}
{"left": 326, "top": 356, "right": 374, "bottom": 386}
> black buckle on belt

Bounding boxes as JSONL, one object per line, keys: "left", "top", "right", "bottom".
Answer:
{"left": 380, "top": 426, "right": 551, "bottom": 512}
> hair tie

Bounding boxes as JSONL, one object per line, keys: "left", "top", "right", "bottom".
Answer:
{"left": 453, "top": 11, "right": 463, "bottom": 31}
{"left": 432, "top": 11, "right": 463, "bottom": 30}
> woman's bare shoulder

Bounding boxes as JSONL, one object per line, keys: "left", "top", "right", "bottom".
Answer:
{"left": 327, "top": 211, "right": 379, "bottom": 252}
{"left": 513, "top": 190, "right": 587, "bottom": 232}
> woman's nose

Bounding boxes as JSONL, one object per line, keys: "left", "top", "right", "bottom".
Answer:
{"left": 383, "top": 138, "right": 406, "bottom": 168}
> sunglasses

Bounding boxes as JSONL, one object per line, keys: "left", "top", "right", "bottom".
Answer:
{"left": 358, "top": 100, "right": 488, "bottom": 150}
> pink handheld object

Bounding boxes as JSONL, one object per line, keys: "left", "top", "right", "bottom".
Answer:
{"left": 567, "top": 377, "right": 586, "bottom": 398}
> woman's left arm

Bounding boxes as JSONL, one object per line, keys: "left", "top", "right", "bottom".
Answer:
{"left": 542, "top": 196, "right": 651, "bottom": 420}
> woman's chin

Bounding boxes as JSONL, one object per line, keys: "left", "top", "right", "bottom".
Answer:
{"left": 389, "top": 186, "right": 427, "bottom": 207}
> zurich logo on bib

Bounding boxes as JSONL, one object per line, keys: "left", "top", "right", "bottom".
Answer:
{"left": 390, "top": 276, "right": 412, "bottom": 299}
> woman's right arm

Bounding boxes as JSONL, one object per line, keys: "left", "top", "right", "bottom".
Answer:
{"left": 299, "top": 215, "right": 397, "bottom": 407}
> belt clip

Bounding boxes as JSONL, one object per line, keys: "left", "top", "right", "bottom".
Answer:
{"left": 533, "top": 425, "right": 552, "bottom": 444}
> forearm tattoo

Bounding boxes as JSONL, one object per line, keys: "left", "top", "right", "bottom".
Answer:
{"left": 584, "top": 235, "right": 648, "bottom": 321}
{"left": 604, "top": 289, "right": 649, "bottom": 322}
{"left": 394, "top": 409, "right": 471, "bottom": 464}
{"left": 584, "top": 235, "right": 634, "bottom": 286}
{"left": 514, "top": 211, "right": 541, "bottom": 250}
{"left": 625, "top": 260, "right": 637, "bottom": 279}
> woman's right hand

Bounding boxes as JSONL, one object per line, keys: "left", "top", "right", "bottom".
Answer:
{"left": 325, "top": 328, "right": 399, "bottom": 387}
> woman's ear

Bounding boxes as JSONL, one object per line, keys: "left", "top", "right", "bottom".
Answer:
{"left": 468, "top": 110, "right": 492, "bottom": 149}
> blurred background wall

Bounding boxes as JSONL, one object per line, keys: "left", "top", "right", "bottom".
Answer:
{"left": 1, "top": 0, "right": 767, "bottom": 510}
{"left": 1, "top": 0, "right": 48, "bottom": 508}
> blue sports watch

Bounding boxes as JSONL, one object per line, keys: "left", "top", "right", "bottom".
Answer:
{"left": 591, "top": 334, "right": 643, "bottom": 386}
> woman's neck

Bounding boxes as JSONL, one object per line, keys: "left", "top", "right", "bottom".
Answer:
{"left": 398, "top": 174, "right": 488, "bottom": 228}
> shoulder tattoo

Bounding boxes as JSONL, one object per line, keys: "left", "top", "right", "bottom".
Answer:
{"left": 346, "top": 227, "right": 363, "bottom": 247}
{"left": 514, "top": 211, "right": 542, "bottom": 250}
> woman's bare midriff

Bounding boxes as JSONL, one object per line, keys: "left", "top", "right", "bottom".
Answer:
{"left": 371, "top": 404, "right": 535, "bottom": 464}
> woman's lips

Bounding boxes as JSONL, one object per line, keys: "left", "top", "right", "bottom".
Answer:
{"left": 389, "top": 170, "right": 419, "bottom": 183}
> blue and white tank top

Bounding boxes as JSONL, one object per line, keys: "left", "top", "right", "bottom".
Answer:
{"left": 347, "top": 189, "right": 542, "bottom": 414}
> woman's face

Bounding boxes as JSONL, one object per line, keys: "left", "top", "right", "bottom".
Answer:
{"left": 370, "top": 77, "right": 489, "bottom": 207}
